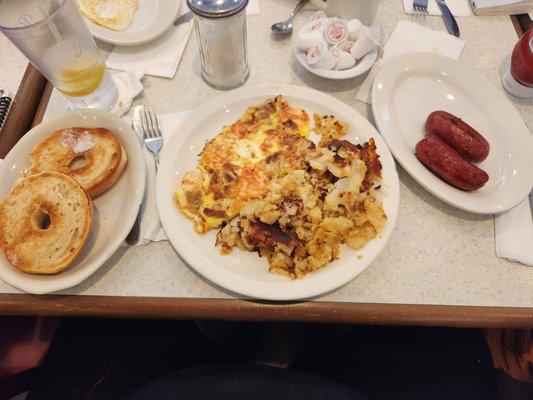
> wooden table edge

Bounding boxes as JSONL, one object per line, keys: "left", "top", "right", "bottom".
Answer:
{"left": 0, "top": 294, "right": 532, "bottom": 327}
{"left": 511, "top": 14, "right": 532, "bottom": 36}
{"left": 1, "top": 16, "right": 531, "bottom": 327}
{"left": 0, "top": 64, "right": 48, "bottom": 158}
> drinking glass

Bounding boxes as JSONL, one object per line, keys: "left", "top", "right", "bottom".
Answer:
{"left": 0, "top": 0, "right": 118, "bottom": 111}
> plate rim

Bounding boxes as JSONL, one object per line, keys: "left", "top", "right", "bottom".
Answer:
{"left": 371, "top": 52, "right": 533, "bottom": 215}
{"left": 156, "top": 83, "right": 400, "bottom": 301}
{"left": 85, "top": 0, "right": 182, "bottom": 46}
{"left": 0, "top": 109, "right": 146, "bottom": 294}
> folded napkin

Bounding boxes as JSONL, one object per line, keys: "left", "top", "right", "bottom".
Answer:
{"left": 356, "top": 20, "right": 465, "bottom": 104}
{"left": 132, "top": 111, "right": 190, "bottom": 245}
{"left": 106, "top": 11, "right": 193, "bottom": 79}
{"left": 108, "top": 69, "right": 144, "bottom": 116}
{"left": 495, "top": 194, "right": 533, "bottom": 267}
{"left": 403, "top": 0, "right": 472, "bottom": 16}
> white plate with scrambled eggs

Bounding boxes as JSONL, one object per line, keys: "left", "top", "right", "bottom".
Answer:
{"left": 156, "top": 84, "right": 399, "bottom": 301}
{"left": 78, "top": 0, "right": 182, "bottom": 46}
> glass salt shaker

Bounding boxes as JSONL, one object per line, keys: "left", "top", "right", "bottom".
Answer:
{"left": 187, "top": 0, "right": 250, "bottom": 90}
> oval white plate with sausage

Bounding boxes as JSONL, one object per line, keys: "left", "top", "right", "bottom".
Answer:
{"left": 372, "top": 52, "right": 533, "bottom": 214}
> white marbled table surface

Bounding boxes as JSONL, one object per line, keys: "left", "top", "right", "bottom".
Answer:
{"left": 1, "top": 0, "right": 532, "bottom": 308}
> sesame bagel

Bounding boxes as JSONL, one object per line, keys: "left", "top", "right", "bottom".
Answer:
{"left": 0, "top": 172, "right": 92, "bottom": 274}
{"left": 29, "top": 127, "right": 127, "bottom": 197}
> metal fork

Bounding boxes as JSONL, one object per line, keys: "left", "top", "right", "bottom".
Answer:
{"left": 138, "top": 106, "right": 164, "bottom": 168}
{"left": 126, "top": 106, "right": 164, "bottom": 245}
{"left": 413, "top": 0, "right": 429, "bottom": 13}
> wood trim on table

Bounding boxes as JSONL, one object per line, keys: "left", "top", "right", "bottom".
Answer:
{"left": 511, "top": 14, "right": 532, "bottom": 36}
{"left": 0, "top": 64, "right": 48, "bottom": 159}
{"left": 32, "top": 81, "right": 53, "bottom": 128}
{"left": 0, "top": 16, "right": 532, "bottom": 327}
{"left": 0, "top": 294, "right": 532, "bottom": 328}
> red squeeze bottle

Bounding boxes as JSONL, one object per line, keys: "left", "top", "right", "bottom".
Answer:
{"left": 502, "top": 29, "right": 533, "bottom": 98}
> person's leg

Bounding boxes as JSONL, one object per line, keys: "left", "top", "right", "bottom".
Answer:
{"left": 27, "top": 319, "right": 256, "bottom": 400}
{"left": 27, "top": 318, "right": 128, "bottom": 400}
{"left": 125, "top": 363, "right": 369, "bottom": 400}
{"left": 293, "top": 326, "right": 497, "bottom": 400}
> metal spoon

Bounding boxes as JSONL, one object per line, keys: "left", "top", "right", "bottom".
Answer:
{"left": 174, "top": 11, "right": 192, "bottom": 26}
{"left": 271, "top": 0, "right": 308, "bottom": 35}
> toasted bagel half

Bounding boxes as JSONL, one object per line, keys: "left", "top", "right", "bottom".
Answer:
{"left": 29, "top": 127, "right": 127, "bottom": 197}
{"left": 0, "top": 172, "right": 92, "bottom": 274}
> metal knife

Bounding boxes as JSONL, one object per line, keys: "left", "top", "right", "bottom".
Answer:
{"left": 435, "top": 0, "right": 460, "bottom": 38}
{"left": 125, "top": 107, "right": 145, "bottom": 246}
{"left": 125, "top": 207, "right": 142, "bottom": 246}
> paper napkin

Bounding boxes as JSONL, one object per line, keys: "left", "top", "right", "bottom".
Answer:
{"left": 131, "top": 111, "right": 190, "bottom": 245}
{"left": 356, "top": 21, "right": 465, "bottom": 104}
{"left": 108, "top": 69, "right": 145, "bottom": 116}
{"left": 495, "top": 195, "right": 533, "bottom": 267}
{"left": 403, "top": 0, "right": 471, "bottom": 16}
{"left": 106, "top": 11, "right": 193, "bottom": 79}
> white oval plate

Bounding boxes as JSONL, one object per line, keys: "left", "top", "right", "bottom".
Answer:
{"left": 84, "top": 0, "right": 182, "bottom": 46}
{"left": 293, "top": 26, "right": 377, "bottom": 80}
{"left": 0, "top": 110, "right": 145, "bottom": 294}
{"left": 156, "top": 84, "right": 399, "bottom": 300}
{"left": 372, "top": 53, "right": 533, "bottom": 214}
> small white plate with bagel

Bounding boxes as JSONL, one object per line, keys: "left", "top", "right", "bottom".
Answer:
{"left": 0, "top": 109, "right": 145, "bottom": 294}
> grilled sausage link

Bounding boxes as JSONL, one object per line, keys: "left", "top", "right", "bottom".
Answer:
{"left": 425, "top": 111, "right": 490, "bottom": 162}
{"left": 415, "top": 135, "right": 489, "bottom": 191}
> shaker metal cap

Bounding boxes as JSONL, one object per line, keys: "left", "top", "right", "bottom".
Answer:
{"left": 187, "top": 0, "right": 249, "bottom": 18}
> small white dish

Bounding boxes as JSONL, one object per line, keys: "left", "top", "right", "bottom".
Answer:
{"left": 84, "top": 0, "right": 182, "bottom": 46}
{"left": 372, "top": 52, "right": 533, "bottom": 214}
{"left": 0, "top": 110, "right": 145, "bottom": 294}
{"left": 293, "top": 26, "right": 377, "bottom": 80}
{"left": 156, "top": 84, "right": 399, "bottom": 301}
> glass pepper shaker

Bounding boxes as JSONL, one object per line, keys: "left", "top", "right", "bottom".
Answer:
{"left": 187, "top": 0, "right": 250, "bottom": 90}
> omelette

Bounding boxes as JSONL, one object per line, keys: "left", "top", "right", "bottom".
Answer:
{"left": 176, "top": 96, "right": 312, "bottom": 233}
{"left": 77, "top": 0, "right": 138, "bottom": 31}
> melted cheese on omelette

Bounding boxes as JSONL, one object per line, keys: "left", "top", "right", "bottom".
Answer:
{"left": 176, "top": 96, "right": 311, "bottom": 233}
